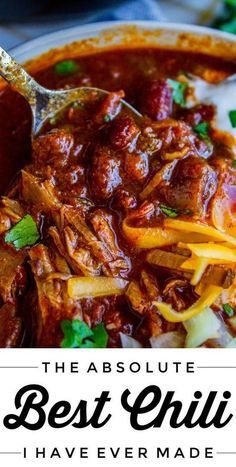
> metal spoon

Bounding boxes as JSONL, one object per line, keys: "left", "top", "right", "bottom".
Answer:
{"left": 0, "top": 46, "right": 141, "bottom": 136}
{"left": 187, "top": 73, "right": 236, "bottom": 138}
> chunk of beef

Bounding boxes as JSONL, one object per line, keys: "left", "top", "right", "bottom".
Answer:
{"left": 126, "top": 270, "right": 160, "bottom": 316}
{"left": 109, "top": 116, "right": 140, "bottom": 150}
{"left": 124, "top": 150, "right": 149, "bottom": 182}
{"left": 63, "top": 206, "right": 113, "bottom": 264}
{"left": 141, "top": 118, "right": 211, "bottom": 160}
{"left": 140, "top": 269, "right": 160, "bottom": 300}
{"left": 63, "top": 226, "right": 101, "bottom": 276}
{"left": 94, "top": 90, "right": 125, "bottom": 125}
{"left": 195, "top": 265, "right": 235, "bottom": 296}
{"left": 159, "top": 155, "right": 217, "bottom": 217}
{"left": 32, "top": 129, "right": 74, "bottom": 168}
{"left": 58, "top": 163, "right": 89, "bottom": 207}
{"left": 50, "top": 206, "right": 125, "bottom": 278}
{"left": 137, "top": 123, "right": 163, "bottom": 156}
{"left": 126, "top": 201, "right": 156, "bottom": 227}
{"left": 162, "top": 278, "right": 196, "bottom": 312}
{"left": 138, "top": 79, "right": 173, "bottom": 121}
{"left": 90, "top": 145, "right": 122, "bottom": 200}
{"left": 29, "top": 244, "right": 82, "bottom": 347}
{"left": 112, "top": 189, "right": 137, "bottom": 211}
{"left": 126, "top": 280, "right": 148, "bottom": 315}
{"left": 90, "top": 209, "right": 130, "bottom": 277}
{"left": 21, "top": 170, "right": 61, "bottom": 212}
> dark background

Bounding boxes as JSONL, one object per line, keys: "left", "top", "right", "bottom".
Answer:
{"left": 0, "top": 0, "right": 126, "bottom": 20}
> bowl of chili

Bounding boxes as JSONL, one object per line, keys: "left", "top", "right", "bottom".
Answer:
{"left": 0, "top": 21, "right": 236, "bottom": 348}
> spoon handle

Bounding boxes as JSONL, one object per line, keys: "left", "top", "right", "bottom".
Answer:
{"left": 0, "top": 46, "right": 41, "bottom": 105}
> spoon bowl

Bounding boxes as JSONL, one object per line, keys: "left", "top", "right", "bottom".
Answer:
{"left": 0, "top": 46, "right": 141, "bottom": 136}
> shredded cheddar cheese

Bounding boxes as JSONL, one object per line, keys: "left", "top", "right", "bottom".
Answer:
{"left": 190, "top": 258, "right": 209, "bottom": 286}
{"left": 67, "top": 277, "right": 128, "bottom": 299}
{"left": 164, "top": 219, "right": 236, "bottom": 246}
{"left": 153, "top": 285, "right": 223, "bottom": 323}
{"left": 122, "top": 219, "right": 214, "bottom": 248}
{"left": 186, "top": 243, "right": 236, "bottom": 262}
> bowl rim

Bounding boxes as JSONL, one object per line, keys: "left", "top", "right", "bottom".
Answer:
{"left": 10, "top": 19, "right": 236, "bottom": 62}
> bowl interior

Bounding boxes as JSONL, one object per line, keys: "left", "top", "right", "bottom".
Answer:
{"left": 10, "top": 21, "right": 236, "bottom": 75}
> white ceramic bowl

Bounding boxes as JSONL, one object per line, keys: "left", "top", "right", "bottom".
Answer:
{"left": 10, "top": 20, "right": 236, "bottom": 68}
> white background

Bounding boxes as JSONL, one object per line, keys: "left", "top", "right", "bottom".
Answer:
{"left": 0, "top": 349, "right": 235, "bottom": 467}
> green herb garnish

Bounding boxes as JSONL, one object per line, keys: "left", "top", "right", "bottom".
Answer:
{"left": 167, "top": 79, "right": 188, "bottom": 106}
{"left": 223, "top": 303, "right": 235, "bottom": 317}
{"left": 160, "top": 205, "right": 179, "bottom": 218}
{"left": 194, "top": 121, "right": 210, "bottom": 140}
{"left": 160, "top": 205, "right": 193, "bottom": 218}
{"left": 220, "top": 16, "right": 236, "bottom": 33}
{"left": 226, "top": 0, "right": 236, "bottom": 6}
{"left": 232, "top": 160, "right": 236, "bottom": 168}
{"left": 104, "top": 114, "right": 111, "bottom": 123}
{"left": 54, "top": 60, "right": 78, "bottom": 76}
{"left": 229, "top": 110, "right": 236, "bottom": 128}
{"left": 213, "top": 0, "right": 236, "bottom": 34}
{"left": 60, "top": 319, "right": 108, "bottom": 348}
{"left": 5, "top": 214, "right": 40, "bottom": 249}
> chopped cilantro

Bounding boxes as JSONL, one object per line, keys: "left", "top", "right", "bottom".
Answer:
{"left": 60, "top": 319, "right": 108, "bottom": 348}
{"left": 226, "top": 0, "right": 236, "bottom": 6}
{"left": 229, "top": 110, "right": 236, "bottom": 128}
{"left": 167, "top": 79, "right": 188, "bottom": 106}
{"left": 194, "top": 121, "right": 210, "bottom": 140}
{"left": 54, "top": 60, "right": 78, "bottom": 76}
{"left": 213, "top": 1, "right": 236, "bottom": 34}
{"left": 160, "top": 205, "right": 193, "bottom": 218}
{"left": 232, "top": 160, "right": 236, "bottom": 168}
{"left": 104, "top": 114, "right": 111, "bottom": 123}
{"left": 160, "top": 205, "right": 179, "bottom": 218}
{"left": 223, "top": 303, "right": 234, "bottom": 317}
{"left": 5, "top": 215, "right": 40, "bottom": 249}
{"left": 220, "top": 16, "right": 236, "bottom": 33}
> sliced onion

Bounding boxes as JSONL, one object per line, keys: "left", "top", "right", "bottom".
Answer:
{"left": 120, "top": 333, "right": 142, "bottom": 348}
{"left": 150, "top": 331, "right": 185, "bottom": 348}
{"left": 184, "top": 307, "right": 221, "bottom": 348}
{"left": 208, "top": 316, "right": 234, "bottom": 348}
{"left": 154, "top": 285, "right": 222, "bottom": 323}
